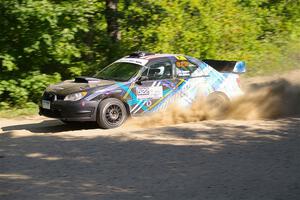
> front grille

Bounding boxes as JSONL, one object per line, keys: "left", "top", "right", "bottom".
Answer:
{"left": 43, "top": 92, "right": 65, "bottom": 102}
{"left": 40, "top": 107, "right": 62, "bottom": 118}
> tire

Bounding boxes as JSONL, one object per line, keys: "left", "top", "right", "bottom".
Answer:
{"left": 206, "top": 92, "right": 230, "bottom": 111}
{"left": 96, "top": 98, "right": 127, "bottom": 129}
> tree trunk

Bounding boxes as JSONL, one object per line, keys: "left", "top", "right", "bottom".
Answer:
{"left": 105, "top": 0, "right": 120, "bottom": 42}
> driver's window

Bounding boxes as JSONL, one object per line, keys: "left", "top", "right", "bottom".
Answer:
{"left": 144, "top": 60, "right": 173, "bottom": 80}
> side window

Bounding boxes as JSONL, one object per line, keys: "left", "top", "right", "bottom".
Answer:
{"left": 144, "top": 60, "right": 173, "bottom": 80}
{"left": 175, "top": 60, "right": 198, "bottom": 78}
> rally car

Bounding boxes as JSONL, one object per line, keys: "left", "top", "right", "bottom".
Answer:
{"left": 39, "top": 51, "right": 246, "bottom": 129}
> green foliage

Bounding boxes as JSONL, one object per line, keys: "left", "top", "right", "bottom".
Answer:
{"left": 20, "top": 71, "right": 61, "bottom": 101}
{"left": 0, "top": 102, "right": 38, "bottom": 118}
{"left": 0, "top": 72, "right": 60, "bottom": 107}
{"left": 0, "top": 54, "right": 18, "bottom": 71}
{"left": 0, "top": 0, "right": 299, "bottom": 111}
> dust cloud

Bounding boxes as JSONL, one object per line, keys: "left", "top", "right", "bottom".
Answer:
{"left": 127, "top": 70, "right": 300, "bottom": 128}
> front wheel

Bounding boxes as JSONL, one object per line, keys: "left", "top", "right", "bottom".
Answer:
{"left": 96, "top": 98, "right": 127, "bottom": 129}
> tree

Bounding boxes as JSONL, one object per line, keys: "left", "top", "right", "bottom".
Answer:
{"left": 0, "top": 0, "right": 299, "bottom": 108}
{"left": 105, "top": 0, "right": 120, "bottom": 42}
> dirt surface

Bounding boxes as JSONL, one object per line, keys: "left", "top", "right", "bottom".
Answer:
{"left": 1, "top": 71, "right": 300, "bottom": 200}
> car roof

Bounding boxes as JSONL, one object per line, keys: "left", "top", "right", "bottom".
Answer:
{"left": 139, "top": 53, "right": 177, "bottom": 60}
{"left": 116, "top": 52, "right": 190, "bottom": 66}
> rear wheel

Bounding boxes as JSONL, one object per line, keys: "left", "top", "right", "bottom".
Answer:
{"left": 206, "top": 92, "right": 230, "bottom": 111}
{"left": 97, "top": 98, "right": 127, "bottom": 129}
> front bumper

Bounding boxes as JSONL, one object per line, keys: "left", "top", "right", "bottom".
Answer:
{"left": 39, "top": 100, "right": 98, "bottom": 121}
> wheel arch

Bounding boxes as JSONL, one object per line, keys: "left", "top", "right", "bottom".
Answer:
{"left": 207, "top": 91, "right": 230, "bottom": 102}
{"left": 98, "top": 95, "right": 131, "bottom": 116}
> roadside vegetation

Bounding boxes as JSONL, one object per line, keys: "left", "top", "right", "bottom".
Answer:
{"left": 0, "top": 0, "right": 299, "bottom": 117}
{"left": 0, "top": 103, "right": 38, "bottom": 118}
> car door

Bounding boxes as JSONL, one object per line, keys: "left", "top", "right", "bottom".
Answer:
{"left": 172, "top": 56, "right": 207, "bottom": 107}
{"left": 131, "top": 58, "right": 175, "bottom": 115}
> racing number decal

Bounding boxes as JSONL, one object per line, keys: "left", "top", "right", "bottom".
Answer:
{"left": 136, "top": 87, "right": 150, "bottom": 99}
{"left": 136, "top": 86, "right": 163, "bottom": 100}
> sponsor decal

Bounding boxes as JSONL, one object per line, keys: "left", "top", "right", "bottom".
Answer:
{"left": 136, "top": 86, "right": 163, "bottom": 99}
{"left": 117, "top": 58, "right": 148, "bottom": 66}
{"left": 176, "top": 60, "right": 189, "bottom": 67}
{"left": 175, "top": 55, "right": 189, "bottom": 68}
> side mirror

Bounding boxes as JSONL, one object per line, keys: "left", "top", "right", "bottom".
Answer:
{"left": 136, "top": 76, "right": 148, "bottom": 85}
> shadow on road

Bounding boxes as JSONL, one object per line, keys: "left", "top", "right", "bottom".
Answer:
{"left": 1, "top": 118, "right": 300, "bottom": 200}
{"left": 1, "top": 120, "right": 99, "bottom": 133}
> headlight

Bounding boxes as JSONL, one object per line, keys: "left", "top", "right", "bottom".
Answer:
{"left": 64, "top": 91, "right": 87, "bottom": 101}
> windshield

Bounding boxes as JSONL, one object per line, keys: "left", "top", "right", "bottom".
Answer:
{"left": 94, "top": 62, "right": 142, "bottom": 81}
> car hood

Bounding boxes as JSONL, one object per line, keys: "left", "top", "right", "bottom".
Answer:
{"left": 46, "top": 77, "right": 116, "bottom": 96}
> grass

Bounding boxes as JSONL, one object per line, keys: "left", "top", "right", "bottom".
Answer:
{"left": 0, "top": 104, "right": 38, "bottom": 118}
{"left": 246, "top": 64, "right": 300, "bottom": 77}
{"left": 246, "top": 41, "right": 300, "bottom": 77}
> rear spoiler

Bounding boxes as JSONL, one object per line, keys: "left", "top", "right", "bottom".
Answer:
{"left": 203, "top": 59, "right": 246, "bottom": 74}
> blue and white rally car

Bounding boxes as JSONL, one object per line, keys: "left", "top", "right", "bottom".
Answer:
{"left": 40, "top": 51, "right": 246, "bottom": 128}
